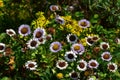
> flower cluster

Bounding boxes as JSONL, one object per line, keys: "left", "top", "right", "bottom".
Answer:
{"left": 0, "top": 2, "right": 120, "bottom": 80}
{"left": 60, "top": 15, "right": 84, "bottom": 36}
{"left": 52, "top": 32, "right": 118, "bottom": 79}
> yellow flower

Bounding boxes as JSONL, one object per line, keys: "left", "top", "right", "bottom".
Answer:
{"left": 59, "top": 15, "right": 84, "bottom": 36}
{"left": 32, "top": 12, "right": 50, "bottom": 29}
{"left": 35, "top": 11, "right": 44, "bottom": 17}
{"left": 66, "top": 24, "right": 72, "bottom": 30}
{"left": 56, "top": 73, "right": 63, "bottom": 79}
{"left": 62, "top": 15, "right": 71, "bottom": 21}
{"left": 80, "top": 38, "right": 87, "bottom": 46}
{"left": 59, "top": 25, "right": 64, "bottom": 30}
{"left": 0, "top": 0, "right": 4, "bottom": 7}
{"left": 50, "top": 14, "right": 54, "bottom": 19}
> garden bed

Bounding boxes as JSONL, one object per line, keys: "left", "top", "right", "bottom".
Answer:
{"left": 0, "top": 0, "right": 120, "bottom": 80}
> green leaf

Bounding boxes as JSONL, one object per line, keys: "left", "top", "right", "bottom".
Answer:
{"left": 98, "top": 72, "right": 107, "bottom": 78}
{"left": 90, "top": 19, "right": 98, "bottom": 23}
{"left": 1, "top": 77, "right": 10, "bottom": 80}
{"left": 74, "top": 12, "right": 84, "bottom": 18}
{"left": 94, "top": 14, "right": 99, "bottom": 19}
{"left": 91, "top": 76, "right": 96, "bottom": 80}
{"left": 0, "top": 33, "right": 7, "bottom": 41}
{"left": 114, "top": 52, "right": 120, "bottom": 61}
{"left": 114, "top": 71, "right": 120, "bottom": 77}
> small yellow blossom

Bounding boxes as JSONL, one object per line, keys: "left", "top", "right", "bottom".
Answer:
{"left": 36, "top": 12, "right": 44, "bottom": 17}
{"left": 59, "top": 15, "right": 83, "bottom": 36}
{"left": 56, "top": 73, "right": 63, "bottom": 79}
{"left": 80, "top": 38, "right": 87, "bottom": 46}
{"left": 86, "top": 33, "right": 96, "bottom": 37}
{"left": 31, "top": 12, "right": 49, "bottom": 29}
{"left": 0, "top": 0, "right": 4, "bottom": 7}
{"left": 61, "top": 53, "right": 64, "bottom": 57}
{"left": 50, "top": 14, "right": 54, "bottom": 19}
{"left": 62, "top": 15, "right": 71, "bottom": 21}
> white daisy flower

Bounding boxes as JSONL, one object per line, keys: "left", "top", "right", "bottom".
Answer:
{"left": 101, "top": 51, "right": 112, "bottom": 61}
{"left": 88, "top": 60, "right": 99, "bottom": 69}
{"left": 69, "top": 71, "right": 79, "bottom": 80}
{"left": 115, "top": 38, "right": 120, "bottom": 44}
{"left": 27, "top": 38, "right": 40, "bottom": 49}
{"left": 50, "top": 5, "right": 59, "bottom": 11}
{"left": 45, "top": 34, "right": 53, "bottom": 41}
{"left": 6, "top": 29, "right": 16, "bottom": 37}
{"left": 100, "top": 42, "right": 110, "bottom": 50}
{"left": 38, "top": 37, "right": 46, "bottom": 44}
{"left": 67, "top": 6, "right": 74, "bottom": 11}
{"left": 78, "top": 19, "right": 90, "bottom": 28}
{"left": 0, "top": 43, "right": 5, "bottom": 52}
{"left": 77, "top": 59, "right": 87, "bottom": 71}
{"left": 18, "top": 24, "right": 31, "bottom": 36}
{"left": 64, "top": 51, "right": 77, "bottom": 62}
{"left": 71, "top": 43, "right": 85, "bottom": 55}
{"left": 55, "top": 15, "right": 65, "bottom": 24}
{"left": 25, "top": 61, "right": 37, "bottom": 70}
{"left": 56, "top": 60, "right": 68, "bottom": 70}
{"left": 50, "top": 41, "right": 62, "bottom": 53}
{"left": 107, "top": 62, "right": 118, "bottom": 72}
{"left": 86, "top": 36, "right": 94, "bottom": 46}
{"left": 92, "top": 36, "right": 100, "bottom": 42}
{"left": 66, "top": 34, "right": 78, "bottom": 44}
{"left": 33, "top": 28, "right": 46, "bottom": 39}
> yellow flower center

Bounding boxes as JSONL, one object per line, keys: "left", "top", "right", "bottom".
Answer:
{"left": 80, "top": 21, "right": 87, "bottom": 27}
{"left": 0, "top": 1, "right": 4, "bottom": 7}
{"left": 74, "top": 45, "right": 80, "bottom": 51}
{"left": 52, "top": 44, "right": 59, "bottom": 50}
